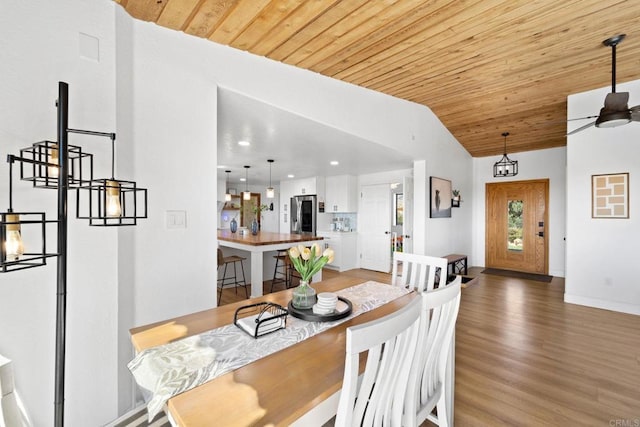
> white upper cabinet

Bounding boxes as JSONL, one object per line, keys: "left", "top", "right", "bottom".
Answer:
{"left": 292, "top": 177, "right": 317, "bottom": 195}
{"left": 325, "top": 175, "right": 358, "bottom": 213}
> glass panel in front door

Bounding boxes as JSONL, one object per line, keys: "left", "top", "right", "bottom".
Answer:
{"left": 508, "top": 200, "right": 523, "bottom": 251}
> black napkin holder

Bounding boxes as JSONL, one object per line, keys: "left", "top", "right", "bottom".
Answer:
{"left": 233, "top": 302, "right": 288, "bottom": 338}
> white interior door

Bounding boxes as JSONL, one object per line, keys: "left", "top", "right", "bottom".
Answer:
{"left": 402, "top": 176, "right": 414, "bottom": 254}
{"left": 360, "top": 184, "right": 391, "bottom": 272}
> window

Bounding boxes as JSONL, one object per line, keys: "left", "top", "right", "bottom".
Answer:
{"left": 507, "top": 200, "right": 523, "bottom": 251}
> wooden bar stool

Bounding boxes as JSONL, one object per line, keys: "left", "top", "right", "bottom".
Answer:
{"left": 217, "top": 248, "right": 248, "bottom": 302}
{"left": 270, "top": 250, "right": 289, "bottom": 292}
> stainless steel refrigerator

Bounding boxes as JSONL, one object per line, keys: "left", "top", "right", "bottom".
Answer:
{"left": 290, "top": 195, "right": 317, "bottom": 235}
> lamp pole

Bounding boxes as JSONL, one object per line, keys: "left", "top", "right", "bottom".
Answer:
{"left": 54, "top": 81, "right": 69, "bottom": 427}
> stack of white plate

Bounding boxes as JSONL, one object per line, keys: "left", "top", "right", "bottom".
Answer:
{"left": 312, "top": 292, "right": 338, "bottom": 315}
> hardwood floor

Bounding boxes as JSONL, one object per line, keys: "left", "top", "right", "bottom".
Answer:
{"left": 219, "top": 267, "right": 640, "bottom": 426}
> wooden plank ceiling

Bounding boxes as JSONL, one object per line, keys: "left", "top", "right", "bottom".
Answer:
{"left": 115, "top": 0, "right": 640, "bottom": 157}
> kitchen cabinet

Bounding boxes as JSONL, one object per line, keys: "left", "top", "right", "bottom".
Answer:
{"left": 291, "top": 176, "right": 324, "bottom": 197}
{"left": 317, "top": 231, "right": 357, "bottom": 272}
{"left": 325, "top": 175, "right": 358, "bottom": 212}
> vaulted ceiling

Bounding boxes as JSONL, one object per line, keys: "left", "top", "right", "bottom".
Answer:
{"left": 116, "top": 0, "right": 640, "bottom": 157}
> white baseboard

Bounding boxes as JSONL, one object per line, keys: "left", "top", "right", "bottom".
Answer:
{"left": 564, "top": 293, "right": 640, "bottom": 315}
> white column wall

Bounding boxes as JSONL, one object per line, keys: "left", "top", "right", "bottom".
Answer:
{"left": 566, "top": 80, "right": 640, "bottom": 315}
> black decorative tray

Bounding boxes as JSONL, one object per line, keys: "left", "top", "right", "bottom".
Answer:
{"left": 287, "top": 296, "right": 353, "bottom": 322}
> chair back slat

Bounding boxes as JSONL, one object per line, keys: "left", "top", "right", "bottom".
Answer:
{"left": 391, "top": 252, "right": 448, "bottom": 292}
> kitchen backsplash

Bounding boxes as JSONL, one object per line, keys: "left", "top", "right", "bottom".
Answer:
{"left": 329, "top": 213, "right": 357, "bottom": 232}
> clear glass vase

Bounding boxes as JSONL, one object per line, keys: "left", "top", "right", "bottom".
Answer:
{"left": 292, "top": 281, "right": 317, "bottom": 309}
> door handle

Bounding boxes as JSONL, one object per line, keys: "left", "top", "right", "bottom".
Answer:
{"left": 384, "top": 231, "right": 391, "bottom": 235}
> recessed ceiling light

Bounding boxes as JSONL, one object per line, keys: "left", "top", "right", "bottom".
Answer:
{"left": 330, "top": 161, "right": 339, "bottom": 166}
{"left": 240, "top": 178, "right": 246, "bottom": 182}
{"left": 287, "top": 174, "right": 295, "bottom": 178}
{"left": 238, "top": 140, "right": 250, "bottom": 146}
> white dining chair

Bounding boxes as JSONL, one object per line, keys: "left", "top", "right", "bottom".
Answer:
{"left": 0, "top": 354, "right": 32, "bottom": 427}
{"left": 391, "top": 251, "right": 448, "bottom": 292}
{"left": 335, "top": 296, "right": 422, "bottom": 427}
{"left": 404, "top": 276, "right": 462, "bottom": 427}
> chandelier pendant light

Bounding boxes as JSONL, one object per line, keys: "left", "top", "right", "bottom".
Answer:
{"left": 266, "top": 159, "right": 275, "bottom": 199}
{"left": 243, "top": 165, "right": 251, "bottom": 200}
{"left": 224, "top": 170, "right": 232, "bottom": 202}
{"left": 493, "top": 132, "right": 518, "bottom": 177}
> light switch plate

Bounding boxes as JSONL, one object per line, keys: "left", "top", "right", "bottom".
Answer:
{"left": 166, "top": 210, "right": 187, "bottom": 229}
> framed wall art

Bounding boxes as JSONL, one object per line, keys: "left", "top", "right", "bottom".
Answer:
{"left": 430, "top": 176, "right": 452, "bottom": 218}
{"left": 592, "top": 172, "right": 629, "bottom": 219}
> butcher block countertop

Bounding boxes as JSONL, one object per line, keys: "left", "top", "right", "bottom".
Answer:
{"left": 217, "top": 229, "right": 324, "bottom": 246}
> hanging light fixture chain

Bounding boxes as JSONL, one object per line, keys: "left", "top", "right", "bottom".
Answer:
{"left": 110, "top": 134, "right": 116, "bottom": 180}
{"left": 6, "top": 155, "right": 15, "bottom": 212}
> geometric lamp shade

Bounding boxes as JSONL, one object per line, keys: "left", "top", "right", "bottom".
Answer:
{"left": 76, "top": 179, "right": 148, "bottom": 226}
{"left": 19, "top": 140, "right": 93, "bottom": 189}
{"left": 0, "top": 211, "right": 56, "bottom": 273}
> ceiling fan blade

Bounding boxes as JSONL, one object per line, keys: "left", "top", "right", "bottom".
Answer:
{"left": 567, "top": 115, "right": 598, "bottom": 122}
{"left": 603, "top": 92, "right": 629, "bottom": 111}
{"left": 567, "top": 121, "right": 596, "bottom": 136}
{"left": 631, "top": 105, "right": 640, "bottom": 121}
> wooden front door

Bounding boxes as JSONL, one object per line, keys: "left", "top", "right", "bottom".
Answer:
{"left": 485, "top": 179, "right": 548, "bottom": 274}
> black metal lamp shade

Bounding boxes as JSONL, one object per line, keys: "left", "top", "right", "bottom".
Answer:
{"left": 76, "top": 178, "right": 148, "bottom": 226}
{"left": 0, "top": 211, "right": 56, "bottom": 273}
{"left": 19, "top": 140, "right": 93, "bottom": 188}
{"left": 493, "top": 132, "right": 518, "bottom": 178}
{"left": 493, "top": 154, "right": 519, "bottom": 177}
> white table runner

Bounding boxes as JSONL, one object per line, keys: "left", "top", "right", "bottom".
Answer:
{"left": 128, "top": 281, "right": 409, "bottom": 420}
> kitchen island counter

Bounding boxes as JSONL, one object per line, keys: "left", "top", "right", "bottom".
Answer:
{"left": 217, "top": 230, "right": 324, "bottom": 298}
{"left": 218, "top": 230, "right": 323, "bottom": 246}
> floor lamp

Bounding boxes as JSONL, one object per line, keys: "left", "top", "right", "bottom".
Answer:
{"left": 1, "top": 82, "right": 148, "bottom": 426}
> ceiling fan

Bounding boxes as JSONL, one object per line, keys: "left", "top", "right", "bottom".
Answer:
{"left": 568, "top": 34, "right": 640, "bottom": 136}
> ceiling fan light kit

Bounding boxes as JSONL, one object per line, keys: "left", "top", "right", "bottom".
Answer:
{"left": 568, "top": 33, "right": 639, "bottom": 135}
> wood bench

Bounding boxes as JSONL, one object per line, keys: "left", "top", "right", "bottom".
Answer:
{"left": 442, "top": 254, "right": 467, "bottom": 276}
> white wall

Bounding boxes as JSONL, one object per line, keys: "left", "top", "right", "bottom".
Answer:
{"left": 422, "top": 139, "right": 474, "bottom": 258}
{"left": 565, "top": 80, "right": 640, "bottom": 315}
{"left": 0, "top": 1, "right": 120, "bottom": 425}
{"left": 472, "top": 147, "right": 567, "bottom": 277}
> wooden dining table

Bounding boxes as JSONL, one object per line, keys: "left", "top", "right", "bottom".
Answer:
{"left": 130, "top": 276, "right": 421, "bottom": 426}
